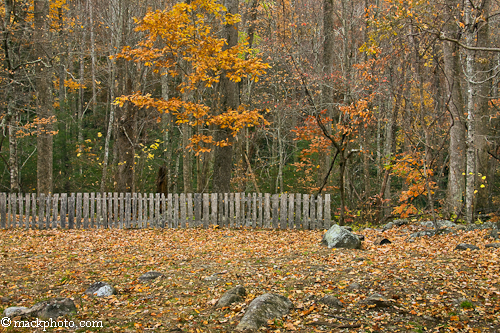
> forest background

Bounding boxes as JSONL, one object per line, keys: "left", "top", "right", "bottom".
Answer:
{"left": 1, "top": 0, "right": 499, "bottom": 226}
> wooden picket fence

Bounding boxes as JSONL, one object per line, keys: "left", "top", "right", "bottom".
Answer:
{"left": 0, "top": 192, "right": 333, "bottom": 230}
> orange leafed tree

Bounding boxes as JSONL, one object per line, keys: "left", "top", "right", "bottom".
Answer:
{"left": 114, "top": 0, "right": 270, "bottom": 154}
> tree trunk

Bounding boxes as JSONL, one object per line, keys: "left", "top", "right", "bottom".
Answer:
{"left": 443, "top": 0, "right": 466, "bottom": 217}
{"left": 464, "top": 0, "right": 476, "bottom": 224}
{"left": 212, "top": 0, "right": 239, "bottom": 193}
{"left": 475, "top": 0, "right": 491, "bottom": 215}
{"left": 319, "top": 0, "right": 334, "bottom": 189}
{"left": 34, "top": 0, "right": 54, "bottom": 195}
{"left": 9, "top": 115, "right": 19, "bottom": 192}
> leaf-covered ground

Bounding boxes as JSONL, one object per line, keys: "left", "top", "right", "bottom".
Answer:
{"left": 0, "top": 225, "right": 499, "bottom": 332}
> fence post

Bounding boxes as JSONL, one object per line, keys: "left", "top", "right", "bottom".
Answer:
{"left": 194, "top": 193, "right": 201, "bottom": 228}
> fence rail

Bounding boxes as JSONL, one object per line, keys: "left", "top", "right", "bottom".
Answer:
{"left": 0, "top": 192, "right": 333, "bottom": 230}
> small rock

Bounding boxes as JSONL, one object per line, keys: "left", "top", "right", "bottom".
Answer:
{"left": 455, "top": 243, "right": 480, "bottom": 251}
{"left": 138, "top": 271, "right": 163, "bottom": 281}
{"left": 348, "top": 282, "right": 361, "bottom": 290}
{"left": 488, "top": 229, "right": 499, "bottom": 240}
{"left": 3, "top": 306, "right": 29, "bottom": 318}
{"left": 359, "top": 293, "right": 392, "bottom": 308}
{"left": 341, "top": 226, "right": 353, "bottom": 231}
{"left": 393, "top": 219, "right": 409, "bottom": 227}
{"left": 374, "top": 237, "right": 391, "bottom": 245}
{"left": 217, "top": 286, "right": 246, "bottom": 308}
{"left": 318, "top": 295, "right": 343, "bottom": 308}
{"left": 84, "top": 282, "right": 116, "bottom": 297}
{"left": 236, "top": 293, "right": 293, "bottom": 331}
{"left": 204, "top": 274, "right": 219, "bottom": 281}
{"left": 382, "top": 222, "right": 394, "bottom": 231}
{"left": 1, "top": 296, "right": 10, "bottom": 304}
{"left": 485, "top": 243, "right": 500, "bottom": 248}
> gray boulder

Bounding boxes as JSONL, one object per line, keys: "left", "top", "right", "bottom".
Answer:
{"left": 359, "top": 293, "right": 392, "bottom": 308}
{"left": 138, "top": 271, "right": 163, "bottom": 281}
{"left": 217, "top": 285, "right": 246, "bottom": 308}
{"left": 318, "top": 295, "right": 343, "bottom": 308}
{"left": 407, "top": 228, "right": 453, "bottom": 242}
{"left": 236, "top": 293, "right": 293, "bottom": 331}
{"left": 3, "top": 298, "right": 77, "bottom": 319}
{"left": 29, "top": 298, "right": 77, "bottom": 319}
{"left": 485, "top": 243, "right": 500, "bottom": 248}
{"left": 383, "top": 219, "right": 408, "bottom": 231}
{"left": 420, "top": 220, "right": 457, "bottom": 229}
{"left": 3, "top": 306, "right": 29, "bottom": 318}
{"left": 487, "top": 228, "right": 499, "bottom": 240}
{"left": 321, "top": 224, "right": 361, "bottom": 249}
{"left": 84, "top": 282, "right": 116, "bottom": 297}
{"left": 455, "top": 243, "right": 480, "bottom": 251}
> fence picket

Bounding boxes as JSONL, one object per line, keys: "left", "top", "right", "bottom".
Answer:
{"left": 203, "top": 193, "right": 209, "bottom": 228}
{"left": 280, "top": 193, "right": 287, "bottom": 229}
{"left": 302, "top": 194, "right": 309, "bottom": 229}
{"left": 83, "top": 193, "right": 89, "bottom": 229}
{"left": 264, "top": 193, "right": 270, "bottom": 228}
{"left": 68, "top": 194, "right": 75, "bottom": 229}
{"left": 90, "top": 193, "right": 95, "bottom": 228}
{"left": 324, "top": 194, "right": 331, "bottom": 229}
{"left": 0, "top": 193, "right": 5, "bottom": 229}
{"left": 194, "top": 193, "right": 201, "bottom": 228}
{"left": 32, "top": 193, "right": 38, "bottom": 229}
{"left": 52, "top": 194, "right": 59, "bottom": 228}
{"left": 317, "top": 195, "right": 323, "bottom": 229}
{"left": 309, "top": 195, "right": 316, "bottom": 230}
{"left": 272, "top": 194, "right": 279, "bottom": 229}
{"left": 25, "top": 193, "right": 31, "bottom": 229}
{"left": 125, "top": 193, "right": 131, "bottom": 228}
{"left": 180, "top": 193, "right": 186, "bottom": 228}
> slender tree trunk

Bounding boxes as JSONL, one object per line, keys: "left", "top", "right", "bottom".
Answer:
{"left": 465, "top": 0, "right": 476, "bottom": 224}
{"left": 443, "top": 0, "right": 466, "bottom": 217}
{"left": 182, "top": 123, "right": 193, "bottom": 193}
{"left": 9, "top": 115, "right": 19, "bottom": 192}
{"left": 319, "top": 0, "right": 334, "bottom": 188}
{"left": 475, "top": 0, "right": 491, "bottom": 214}
{"left": 88, "top": 0, "right": 97, "bottom": 117}
{"left": 34, "top": 0, "right": 54, "bottom": 194}
{"left": 212, "top": 0, "right": 239, "bottom": 193}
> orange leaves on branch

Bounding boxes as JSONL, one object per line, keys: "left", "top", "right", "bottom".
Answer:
{"left": 391, "top": 152, "right": 436, "bottom": 218}
{"left": 114, "top": 0, "right": 269, "bottom": 154}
